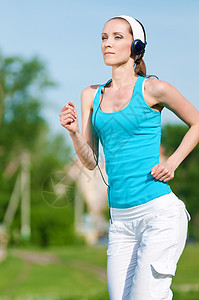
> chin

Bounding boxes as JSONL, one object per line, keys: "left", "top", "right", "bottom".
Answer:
{"left": 104, "top": 61, "right": 114, "bottom": 66}
{"left": 103, "top": 59, "right": 119, "bottom": 66}
{"left": 103, "top": 57, "right": 129, "bottom": 67}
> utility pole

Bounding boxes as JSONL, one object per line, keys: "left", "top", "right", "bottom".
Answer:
{"left": 21, "top": 152, "right": 31, "bottom": 240}
{"left": 3, "top": 151, "right": 31, "bottom": 240}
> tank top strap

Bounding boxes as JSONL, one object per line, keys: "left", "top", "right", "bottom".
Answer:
{"left": 134, "top": 75, "right": 145, "bottom": 93}
{"left": 92, "top": 79, "right": 112, "bottom": 113}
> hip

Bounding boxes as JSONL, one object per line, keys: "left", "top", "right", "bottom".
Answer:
{"left": 110, "top": 191, "right": 191, "bottom": 222}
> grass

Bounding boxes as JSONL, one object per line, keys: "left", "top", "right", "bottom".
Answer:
{"left": 171, "top": 242, "right": 199, "bottom": 299}
{"left": 0, "top": 243, "right": 198, "bottom": 299}
{"left": 172, "top": 243, "right": 199, "bottom": 285}
{"left": 0, "top": 245, "right": 108, "bottom": 300}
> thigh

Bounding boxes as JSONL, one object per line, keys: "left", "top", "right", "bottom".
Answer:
{"left": 106, "top": 220, "right": 139, "bottom": 300}
{"left": 129, "top": 204, "right": 189, "bottom": 300}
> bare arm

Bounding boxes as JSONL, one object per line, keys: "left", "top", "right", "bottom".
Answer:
{"left": 59, "top": 86, "right": 99, "bottom": 170}
{"left": 145, "top": 78, "right": 199, "bottom": 181}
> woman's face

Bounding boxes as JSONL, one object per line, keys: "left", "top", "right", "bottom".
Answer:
{"left": 101, "top": 19, "right": 133, "bottom": 67}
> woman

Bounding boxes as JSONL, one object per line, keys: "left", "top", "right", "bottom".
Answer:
{"left": 59, "top": 15, "right": 199, "bottom": 300}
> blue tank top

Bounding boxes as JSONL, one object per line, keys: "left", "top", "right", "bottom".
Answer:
{"left": 92, "top": 75, "right": 172, "bottom": 209}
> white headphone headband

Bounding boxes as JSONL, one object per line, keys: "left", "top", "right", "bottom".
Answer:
{"left": 116, "top": 15, "right": 145, "bottom": 44}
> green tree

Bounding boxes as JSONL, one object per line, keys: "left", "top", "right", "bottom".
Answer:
{"left": 0, "top": 51, "right": 54, "bottom": 128}
{"left": 0, "top": 51, "right": 81, "bottom": 247}
{"left": 162, "top": 124, "right": 199, "bottom": 240}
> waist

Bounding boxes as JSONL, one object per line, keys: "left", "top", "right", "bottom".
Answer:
{"left": 110, "top": 191, "right": 185, "bottom": 221}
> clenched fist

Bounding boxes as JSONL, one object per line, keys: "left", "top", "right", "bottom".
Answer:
{"left": 59, "top": 101, "right": 79, "bottom": 135}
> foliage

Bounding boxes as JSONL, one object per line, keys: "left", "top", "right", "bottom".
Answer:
{"left": 0, "top": 51, "right": 83, "bottom": 247}
{"left": 161, "top": 124, "right": 199, "bottom": 240}
{"left": 0, "top": 51, "right": 54, "bottom": 127}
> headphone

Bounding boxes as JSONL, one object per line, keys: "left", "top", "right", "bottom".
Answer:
{"left": 131, "top": 18, "right": 147, "bottom": 56}
{"left": 116, "top": 15, "right": 147, "bottom": 57}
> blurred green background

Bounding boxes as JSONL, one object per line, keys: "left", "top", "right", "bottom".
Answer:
{"left": 0, "top": 51, "right": 199, "bottom": 300}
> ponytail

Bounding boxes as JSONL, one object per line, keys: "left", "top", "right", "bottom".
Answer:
{"left": 134, "top": 57, "right": 146, "bottom": 77}
{"left": 134, "top": 54, "right": 159, "bottom": 79}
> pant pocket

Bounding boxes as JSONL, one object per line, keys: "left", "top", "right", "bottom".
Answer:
{"left": 106, "top": 221, "right": 127, "bottom": 257}
{"left": 176, "top": 198, "right": 191, "bottom": 222}
{"left": 184, "top": 207, "right": 191, "bottom": 222}
{"left": 150, "top": 261, "right": 175, "bottom": 299}
{"left": 151, "top": 261, "right": 177, "bottom": 277}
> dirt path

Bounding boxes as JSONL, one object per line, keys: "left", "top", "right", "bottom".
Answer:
{"left": 10, "top": 249, "right": 61, "bottom": 265}
{"left": 9, "top": 249, "right": 199, "bottom": 290}
{"left": 10, "top": 249, "right": 107, "bottom": 283}
{"left": 173, "top": 283, "right": 199, "bottom": 292}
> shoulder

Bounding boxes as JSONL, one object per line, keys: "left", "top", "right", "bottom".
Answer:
{"left": 144, "top": 77, "right": 172, "bottom": 99}
{"left": 81, "top": 84, "right": 101, "bottom": 109}
{"left": 81, "top": 84, "right": 101, "bottom": 97}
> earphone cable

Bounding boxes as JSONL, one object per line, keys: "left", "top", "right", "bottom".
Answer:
{"left": 93, "top": 88, "right": 109, "bottom": 187}
{"left": 92, "top": 84, "right": 112, "bottom": 223}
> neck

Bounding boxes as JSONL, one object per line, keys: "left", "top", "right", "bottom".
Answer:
{"left": 111, "top": 61, "right": 138, "bottom": 89}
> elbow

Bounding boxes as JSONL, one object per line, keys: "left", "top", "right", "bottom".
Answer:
{"left": 86, "top": 158, "right": 98, "bottom": 170}
{"left": 79, "top": 157, "right": 97, "bottom": 171}
{"left": 87, "top": 162, "right": 97, "bottom": 171}
{"left": 87, "top": 166, "right": 95, "bottom": 171}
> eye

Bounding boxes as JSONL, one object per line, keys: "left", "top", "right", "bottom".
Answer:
{"left": 101, "top": 36, "right": 107, "bottom": 41}
{"left": 115, "top": 36, "right": 123, "bottom": 39}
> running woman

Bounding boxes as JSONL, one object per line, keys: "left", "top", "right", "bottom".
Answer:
{"left": 59, "top": 15, "right": 199, "bottom": 300}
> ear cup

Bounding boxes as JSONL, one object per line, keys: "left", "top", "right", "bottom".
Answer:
{"left": 132, "top": 39, "right": 146, "bottom": 55}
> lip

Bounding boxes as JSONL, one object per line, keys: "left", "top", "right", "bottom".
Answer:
{"left": 104, "top": 52, "right": 115, "bottom": 55}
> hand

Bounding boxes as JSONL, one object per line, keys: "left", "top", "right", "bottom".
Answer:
{"left": 59, "top": 101, "right": 79, "bottom": 135}
{"left": 151, "top": 159, "right": 176, "bottom": 182}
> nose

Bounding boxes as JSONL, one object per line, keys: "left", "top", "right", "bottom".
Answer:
{"left": 103, "top": 37, "right": 114, "bottom": 48}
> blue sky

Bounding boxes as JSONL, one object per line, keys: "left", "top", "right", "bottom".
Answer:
{"left": 0, "top": 0, "right": 199, "bottom": 143}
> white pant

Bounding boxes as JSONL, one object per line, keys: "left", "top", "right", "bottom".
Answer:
{"left": 107, "top": 192, "right": 191, "bottom": 300}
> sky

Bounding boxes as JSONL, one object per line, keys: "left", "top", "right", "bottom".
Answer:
{"left": 0, "top": 0, "right": 199, "bottom": 147}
